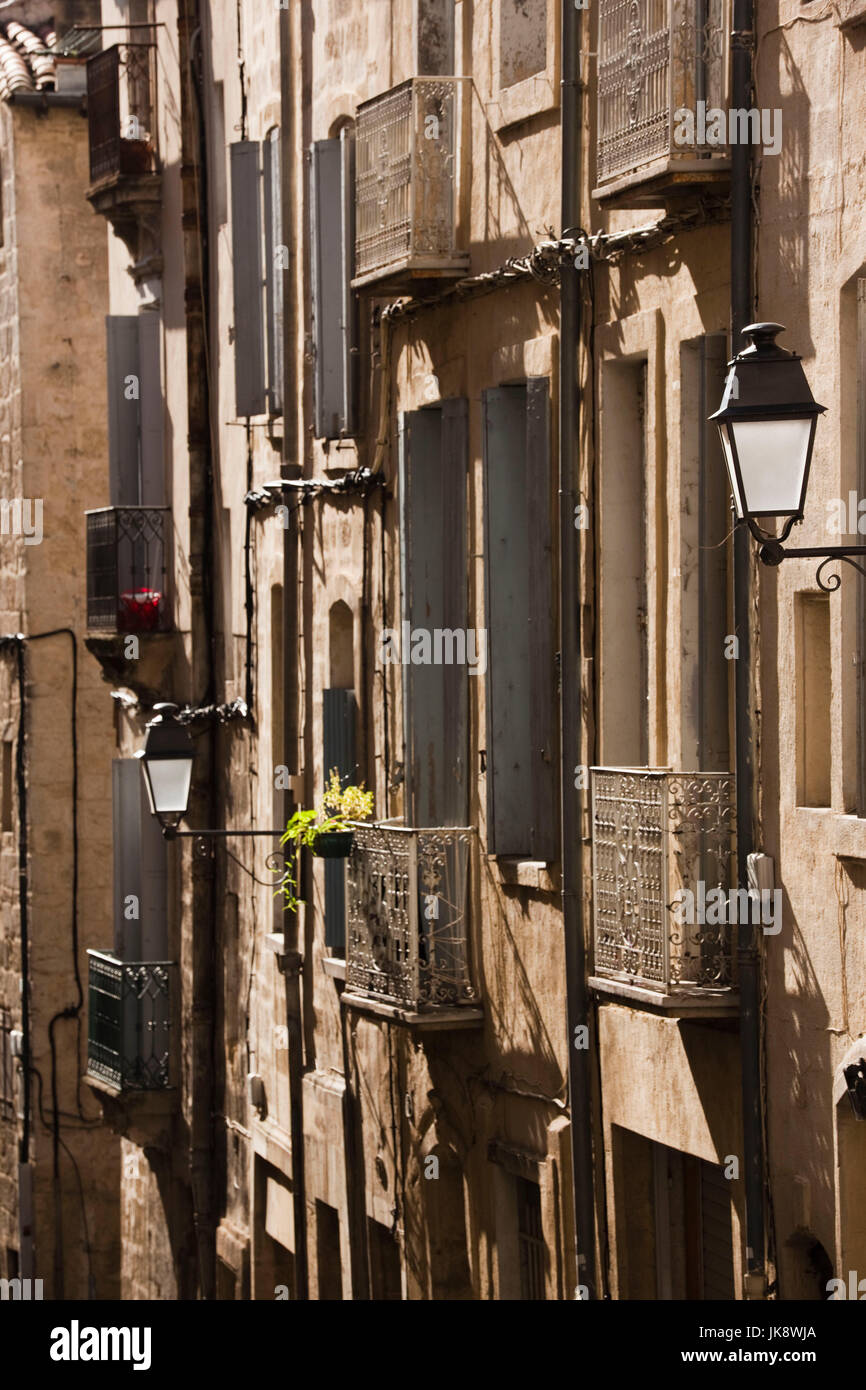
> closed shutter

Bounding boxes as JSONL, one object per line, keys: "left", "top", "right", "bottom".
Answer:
{"left": 699, "top": 1160, "right": 735, "bottom": 1299}
{"left": 112, "top": 759, "right": 167, "bottom": 961}
{"left": 311, "top": 137, "right": 357, "bottom": 439}
{"left": 482, "top": 381, "right": 556, "bottom": 859}
{"left": 137, "top": 311, "right": 164, "bottom": 504}
{"left": 323, "top": 689, "right": 357, "bottom": 951}
{"left": 106, "top": 316, "right": 140, "bottom": 505}
{"left": 230, "top": 141, "right": 266, "bottom": 417}
{"left": 264, "top": 127, "right": 284, "bottom": 415}
{"left": 399, "top": 400, "right": 468, "bottom": 826}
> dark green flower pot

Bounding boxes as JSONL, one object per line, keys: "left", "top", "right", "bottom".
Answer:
{"left": 312, "top": 830, "right": 354, "bottom": 859}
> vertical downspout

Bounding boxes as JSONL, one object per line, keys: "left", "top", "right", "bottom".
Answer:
{"left": 730, "top": 0, "right": 766, "bottom": 1298}
{"left": 182, "top": 0, "right": 216, "bottom": 1300}
{"left": 279, "top": 0, "right": 309, "bottom": 1300}
{"left": 560, "top": 0, "right": 597, "bottom": 1300}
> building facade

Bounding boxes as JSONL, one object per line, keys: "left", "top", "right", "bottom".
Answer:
{"left": 2, "top": 0, "right": 866, "bottom": 1303}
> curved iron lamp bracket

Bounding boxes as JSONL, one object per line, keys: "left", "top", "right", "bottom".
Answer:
{"left": 748, "top": 524, "right": 866, "bottom": 590}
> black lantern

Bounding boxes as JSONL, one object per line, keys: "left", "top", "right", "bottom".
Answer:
{"left": 136, "top": 703, "right": 195, "bottom": 832}
{"left": 710, "top": 322, "right": 826, "bottom": 536}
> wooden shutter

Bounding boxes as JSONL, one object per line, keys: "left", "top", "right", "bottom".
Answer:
{"left": 323, "top": 689, "right": 357, "bottom": 951}
{"left": 137, "top": 310, "right": 164, "bottom": 504}
{"left": 699, "top": 1159, "right": 735, "bottom": 1299}
{"left": 311, "top": 138, "right": 357, "bottom": 439}
{"left": 264, "top": 128, "right": 284, "bottom": 415}
{"left": 106, "top": 315, "right": 140, "bottom": 505}
{"left": 340, "top": 128, "right": 358, "bottom": 436}
{"left": 525, "top": 377, "right": 556, "bottom": 861}
{"left": 483, "top": 387, "right": 534, "bottom": 856}
{"left": 112, "top": 759, "right": 167, "bottom": 961}
{"left": 399, "top": 401, "right": 468, "bottom": 827}
{"left": 230, "top": 141, "right": 266, "bottom": 417}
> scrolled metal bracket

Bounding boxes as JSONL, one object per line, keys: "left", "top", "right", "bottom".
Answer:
{"left": 748, "top": 520, "right": 866, "bottom": 590}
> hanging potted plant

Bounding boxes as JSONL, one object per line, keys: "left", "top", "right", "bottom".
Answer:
{"left": 277, "top": 771, "right": 373, "bottom": 912}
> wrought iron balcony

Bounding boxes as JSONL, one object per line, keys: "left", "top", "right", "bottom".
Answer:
{"left": 590, "top": 768, "right": 737, "bottom": 1009}
{"left": 86, "top": 951, "right": 173, "bottom": 1092}
{"left": 85, "top": 506, "right": 170, "bottom": 635}
{"left": 595, "top": 0, "right": 730, "bottom": 201}
{"left": 344, "top": 822, "right": 481, "bottom": 1024}
{"left": 86, "top": 43, "right": 158, "bottom": 185}
{"left": 353, "top": 76, "right": 469, "bottom": 292}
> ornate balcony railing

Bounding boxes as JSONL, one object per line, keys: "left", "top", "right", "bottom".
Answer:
{"left": 596, "top": 0, "right": 729, "bottom": 192}
{"left": 86, "top": 43, "right": 158, "bottom": 184}
{"left": 591, "top": 768, "right": 736, "bottom": 996}
{"left": 85, "top": 506, "right": 170, "bottom": 634}
{"left": 346, "top": 822, "right": 477, "bottom": 1014}
{"left": 353, "top": 76, "right": 469, "bottom": 291}
{"left": 86, "top": 951, "right": 173, "bottom": 1092}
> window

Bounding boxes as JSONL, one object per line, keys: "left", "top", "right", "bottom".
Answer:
{"left": 106, "top": 313, "right": 164, "bottom": 505}
{"left": 310, "top": 127, "right": 357, "bottom": 439}
{"left": 399, "top": 401, "right": 469, "bottom": 827}
{"left": 322, "top": 687, "right": 356, "bottom": 954}
{"left": 112, "top": 758, "right": 168, "bottom": 959}
{"left": 500, "top": 0, "right": 546, "bottom": 90}
{"left": 516, "top": 1177, "right": 545, "bottom": 1300}
{"left": 482, "top": 381, "right": 556, "bottom": 859}
{"left": 1, "top": 739, "right": 12, "bottom": 832}
{"left": 599, "top": 359, "right": 648, "bottom": 766}
{"left": 264, "top": 128, "right": 283, "bottom": 414}
{"left": 315, "top": 1202, "right": 343, "bottom": 1300}
{"left": 367, "top": 1218, "right": 402, "bottom": 1300}
{"left": 680, "top": 336, "right": 731, "bottom": 771}
{"left": 796, "top": 593, "right": 832, "bottom": 807}
{"left": 417, "top": 0, "right": 454, "bottom": 74}
{"left": 0, "top": 1008, "right": 14, "bottom": 1118}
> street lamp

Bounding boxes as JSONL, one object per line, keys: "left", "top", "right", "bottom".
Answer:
{"left": 136, "top": 704, "right": 195, "bottom": 832}
{"left": 136, "top": 702, "right": 282, "bottom": 841}
{"left": 711, "top": 322, "right": 866, "bottom": 590}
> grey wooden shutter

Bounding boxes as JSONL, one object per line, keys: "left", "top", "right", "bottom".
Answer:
{"left": 483, "top": 386, "right": 534, "bottom": 856}
{"left": 525, "top": 378, "right": 556, "bottom": 861}
{"left": 699, "top": 1159, "right": 735, "bottom": 1299}
{"left": 230, "top": 141, "right": 266, "bottom": 417}
{"left": 323, "top": 689, "right": 357, "bottom": 951}
{"left": 106, "top": 315, "right": 140, "bottom": 505}
{"left": 137, "top": 310, "right": 164, "bottom": 504}
{"left": 340, "top": 128, "right": 358, "bottom": 435}
{"left": 112, "top": 759, "right": 168, "bottom": 961}
{"left": 264, "top": 127, "right": 284, "bottom": 415}
{"left": 399, "top": 401, "right": 468, "bottom": 827}
{"left": 311, "top": 138, "right": 357, "bottom": 438}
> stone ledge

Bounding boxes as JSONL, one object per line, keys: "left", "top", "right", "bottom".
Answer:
{"left": 589, "top": 975, "right": 740, "bottom": 1018}
{"left": 341, "top": 992, "right": 484, "bottom": 1030}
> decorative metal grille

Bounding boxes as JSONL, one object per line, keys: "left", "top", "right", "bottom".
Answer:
{"left": 591, "top": 768, "right": 736, "bottom": 991}
{"left": 86, "top": 44, "right": 158, "bottom": 184}
{"left": 346, "top": 822, "right": 476, "bottom": 1011}
{"left": 596, "top": 0, "right": 728, "bottom": 184}
{"left": 87, "top": 951, "right": 173, "bottom": 1091}
{"left": 354, "top": 77, "right": 467, "bottom": 283}
{"left": 85, "top": 506, "right": 170, "bottom": 634}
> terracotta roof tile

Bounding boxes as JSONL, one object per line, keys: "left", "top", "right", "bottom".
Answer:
{"left": 0, "top": 21, "right": 55, "bottom": 101}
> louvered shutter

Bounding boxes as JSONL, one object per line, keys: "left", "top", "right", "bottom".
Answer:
{"left": 311, "top": 137, "right": 357, "bottom": 438}
{"left": 323, "top": 689, "right": 357, "bottom": 951}
{"left": 106, "top": 316, "right": 140, "bottom": 505}
{"left": 230, "top": 141, "right": 266, "bottom": 417}
{"left": 137, "top": 310, "right": 164, "bottom": 504}
{"left": 482, "top": 386, "right": 534, "bottom": 856}
{"left": 264, "top": 127, "right": 284, "bottom": 415}
{"left": 399, "top": 400, "right": 468, "bottom": 826}
{"left": 525, "top": 377, "right": 556, "bottom": 861}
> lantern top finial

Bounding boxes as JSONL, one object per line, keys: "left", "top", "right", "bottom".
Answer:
{"left": 739, "top": 322, "right": 792, "bottom": 359}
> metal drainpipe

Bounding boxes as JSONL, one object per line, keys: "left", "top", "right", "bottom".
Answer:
{"left": 182, "top": 1, "right": 216, "bottom": 1301}
{"left": 730, "top": 0, "right": 766, "bottom": 1299}
{"left": 279, "top": 1, "right": 310, "bottom": 1301}
{"left": 560, "top": 0, "right": 597, "bottom": 1301}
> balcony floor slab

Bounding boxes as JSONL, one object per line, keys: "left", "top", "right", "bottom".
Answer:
{"left": 341, "top": 992, "right": 483, "bottom": 1030}
{"left": 589, "top": 975, "right": 740, "bottom": 1018}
